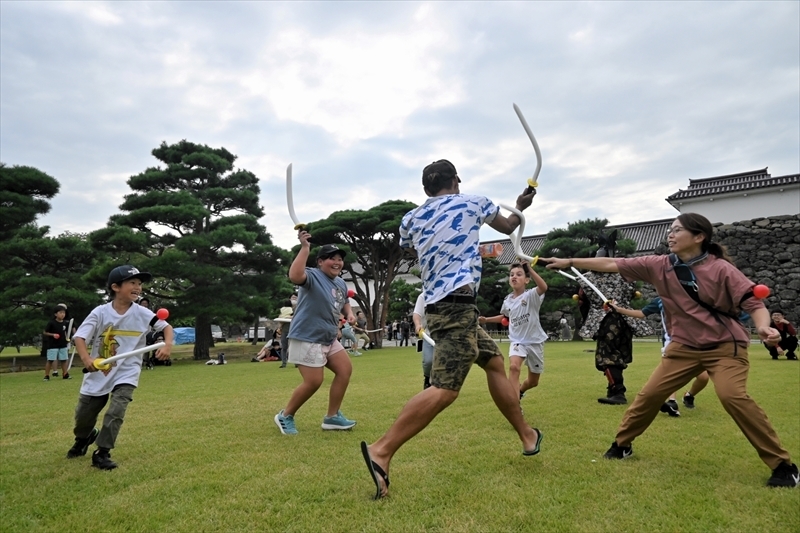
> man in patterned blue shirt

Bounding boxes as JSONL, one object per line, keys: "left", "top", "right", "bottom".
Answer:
{"left": 361, "top": 159, "right": 542, "bottom": 500}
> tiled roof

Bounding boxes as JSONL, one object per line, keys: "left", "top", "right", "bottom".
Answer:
{"left": 485, "top": 218, "right": 673, "bottom": 264}
{"left": 666, "top": 168, "right": 799, "bottom": 202}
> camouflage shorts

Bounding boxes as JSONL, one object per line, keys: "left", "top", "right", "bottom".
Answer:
{"left": 426, "top": 302, "right": 503, "bottom": 391}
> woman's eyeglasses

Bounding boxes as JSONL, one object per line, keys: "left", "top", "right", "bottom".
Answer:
{"left": 666, "top": 227, "right": 685, "bottom": 236}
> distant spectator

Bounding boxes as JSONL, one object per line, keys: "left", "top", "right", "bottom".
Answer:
{"left": 253, "top": 339, "right": 281, "bottom": 362}
{"left": 398, "top": 318, "right": 411, "bottom": 347}
{"left": 559, "top": 314, "right": 571, "bottom": 341}
{"left": 354, "top": 311, "right": 371, "bottom": 350}
{"left": 766, "top": 310, "right": 797, "bottom": 360}
{"left": 44, "top": 304, "right": 71, "bottom": 381}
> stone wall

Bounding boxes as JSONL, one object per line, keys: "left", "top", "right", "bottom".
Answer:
{"left": 715, "top": 214, "right": 800, "bottom": 326}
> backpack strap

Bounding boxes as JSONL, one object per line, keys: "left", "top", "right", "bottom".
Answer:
{"left": 668, "top": 253, "right": 741, "bottom": 355}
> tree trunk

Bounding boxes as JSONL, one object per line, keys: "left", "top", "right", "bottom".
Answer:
{"left": 194, "top": 314, "right": 212, "bottom": 360}
{"left": 251, "top": 317, "right": 259, "bottom": 346}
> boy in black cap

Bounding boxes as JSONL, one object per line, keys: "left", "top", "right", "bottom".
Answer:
{"left": 43, "top": 304, "right": 71, "bottom": 381}
{"left": 274, "top": 236, "right": 358, "bottom": 435}
{"left": 67, "top": 265, "right": 173, "bottom": 469}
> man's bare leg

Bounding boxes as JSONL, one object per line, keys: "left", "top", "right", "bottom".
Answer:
{"left": 483, "top": 355, "right": 539, "bottom": 451}
{"left": 366, "top": 387, "right": 458, "bottom": 496}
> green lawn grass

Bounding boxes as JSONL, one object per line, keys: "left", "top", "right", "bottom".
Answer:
{"left": 1, "top": 342, "right": 798, "bottom": 533}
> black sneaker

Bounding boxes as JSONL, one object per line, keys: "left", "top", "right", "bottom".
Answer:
{"left": 598, "top": 394, "right": 627, "bottom": 405}
{"left": 52, "top": 371, "right": 58, "bottom": 377}
{"left": 92, "top": 449, "right": 118, "bottom": 470}
{"left": 766, "top": 462, "right": 799, "bottom": 488}
{"left": 603, "top": 442, "right": 633, "bottom": 460}
{"left": 683, "top": 393, "right": 695, "bottom": 409}
{"left": 660, "top": 400, "right": 681, "bottom": 417}
{"left": 62, "top": 373, "right": 72, "bottom": 380}
{"left": 43, "top": 376, "right": 50, "bottom": 382}
{"left": 66, "top": 428, "right": 99, "bottom": 458}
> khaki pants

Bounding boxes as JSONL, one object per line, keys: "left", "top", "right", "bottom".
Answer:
{"left": 73, "top": 384, "right": 135, "bottom": 450}
{"left": 615, "top": 342, "right": 791, "bottom": 469}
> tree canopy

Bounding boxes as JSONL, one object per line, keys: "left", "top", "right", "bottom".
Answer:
{"left": 0, "top": 163, "right": 60, "bottom": 241}
{"left": 303, "top": 200, "right": 417, "bottom": 347}
{"left": 535, "top": 217, "right": 636, "bottom": 338}
{"left": 0, "top": 164, "right": 105, "bottom": 349}
{"left": 90, "top": 140, "right": 292, "bottom": 359}
{"left": 537, "top": 218, "right": 637, "bottom": 258}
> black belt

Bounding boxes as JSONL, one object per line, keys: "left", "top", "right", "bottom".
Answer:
{"left": 426, "top": 295, "right": 476, "bottom": 313}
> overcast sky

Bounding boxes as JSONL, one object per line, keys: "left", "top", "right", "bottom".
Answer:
{"left": 2, "top": 1, "right": 798, "bottom": 251}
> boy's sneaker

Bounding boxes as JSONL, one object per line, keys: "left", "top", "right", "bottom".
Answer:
{"left": 660, "top": 400, "right": 681, "bottom": 417}
{"left": 62, "top": 373, "right": 72, "bottom": 380}
{"left": 66, "top": 428, "right": 99, "bottom": 458}
{"left": 91, "top": 449, "right": 118, "bottom": 470}
{"left": 274, "top": 410, "right": 298, "bottom": 435}
{"left": 603, "top": 441, "right": 633, "bottom": 460}
{"left": 321, "top": 410, "right": 356, "bottom": 430}
{"left": 683, "top": 393, "right": 695, "bottom": 409}
{"left": 43, "top": 376, "right": 50, "bottom": 382}
{"left": 767, "top": 462, "right": 799, "bottom": 488}
{"left": 52, "top": 371, "right": 58, "bottom": 377}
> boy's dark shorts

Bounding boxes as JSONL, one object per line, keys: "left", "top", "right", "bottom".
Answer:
{"left": 426, "top": 302, "right": 502, "bottom": 391}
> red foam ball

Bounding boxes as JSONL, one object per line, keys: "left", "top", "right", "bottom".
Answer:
{"left": 53, "top": 334, "right": 60, "bottom": 339}
{"left": 501, "top": 317, "right": 509, "bottom": 327}
{"left": 753, "top": 285, "right": 770, "bottom": 299}
{"left": 156, "top": 308, "right": 169, "bottom": 320}
{"left": 347, "top": 289, "right": 355, "bottom": 298}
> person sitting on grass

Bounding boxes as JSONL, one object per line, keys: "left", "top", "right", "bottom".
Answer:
{"left": 252, "top": 340, "right": 282, "bottom": 362}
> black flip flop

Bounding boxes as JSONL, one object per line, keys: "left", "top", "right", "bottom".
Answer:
{"left": 522, "top": 428, "right": 544, "bottom": 456}
{"left": 360, "top": 441, "right": 390, "bottom": 500}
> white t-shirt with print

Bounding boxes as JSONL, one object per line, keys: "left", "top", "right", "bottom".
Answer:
{"left": 501, "top": 289, "right": 547, "bottom": 344}
{"left": 399, "top": 194, "right": 498, "bottom": 305}
{"left": 75, "top": 302, "right": 168, "bottom": 396}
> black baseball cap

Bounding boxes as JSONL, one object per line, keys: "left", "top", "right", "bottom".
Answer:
{"left": 107, "top": 265, "right": 153, "bottom": 287}
{"left": 422, "top": 159, "right": 460, "bottom": 190}
{"left": 316, "top": 244, "right": 346, "bottom": 260}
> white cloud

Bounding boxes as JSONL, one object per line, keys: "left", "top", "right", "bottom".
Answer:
{"left": 58, "top": 1, "right": 123, "bottom": 26}
{"left": 241, "top": 21, "right": 465, "bottom": 145}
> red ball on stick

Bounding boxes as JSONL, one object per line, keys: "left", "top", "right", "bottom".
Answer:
{"left": 347, "top": 289, "right": 355, "bottom": 298}
{"left": 156, "top": 308, "right": 169, "bottom": 320}
{"left": 753, "top": 285, "right": 770, "bottom": 299}
{"left": 501, "top": 317, "right": 509, "bottom": 327}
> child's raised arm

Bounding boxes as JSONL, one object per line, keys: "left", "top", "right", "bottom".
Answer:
{"left": 530, "top": 267, "right": 548, "bottom": 295}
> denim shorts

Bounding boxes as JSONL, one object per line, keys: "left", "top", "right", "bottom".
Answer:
{"left": 47, "top": 347, "right": 68, "bottom": 361}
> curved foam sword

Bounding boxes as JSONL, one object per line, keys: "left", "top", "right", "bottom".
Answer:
{"left": 570, "top": 266, "right": 609, "bottom": 303}
{"left": 285, "top": 164, "right": 306, "bottom": 231}
{"left": 513, "top": 103, "right": 542, "bottom": 194}
{"left": 498, "top": 203, "right": 538, "bottom": 266}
